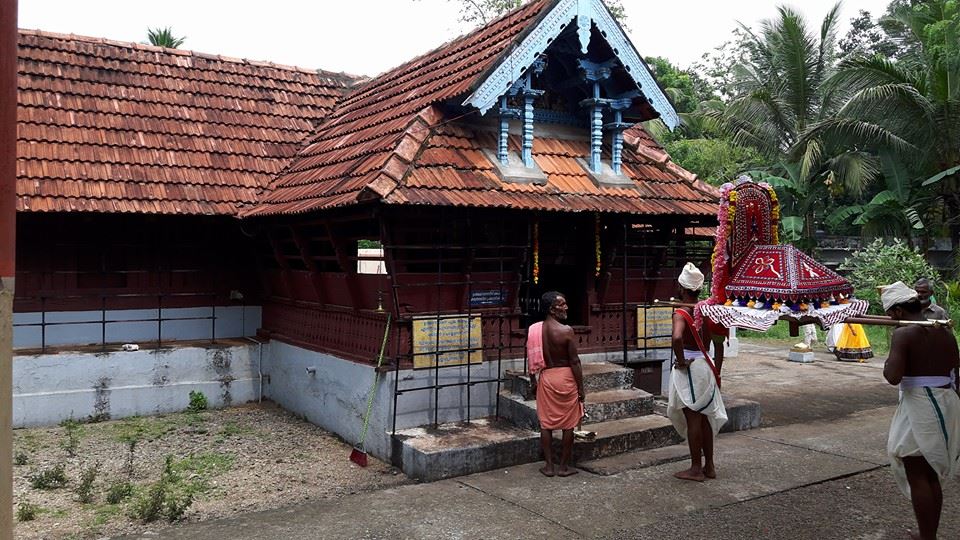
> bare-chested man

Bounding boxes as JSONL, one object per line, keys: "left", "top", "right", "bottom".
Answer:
{"left": 881, "top": 281, "right": 960, "bottom": 540}
{"left": 667, "top": 263, "right": 727, "bottom": 482}
{"left": 529, "top": 291, "right": 585, "bottom": 477}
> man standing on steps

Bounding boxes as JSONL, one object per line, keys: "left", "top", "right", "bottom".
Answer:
{"left": 667, "top": 263, "right": 727, "bottom": 482}
{"left": 881, "top": 281, "right": 960, "bottom": 540}
{"left": 528, "top": 291, "right": 585, "bottom": 477}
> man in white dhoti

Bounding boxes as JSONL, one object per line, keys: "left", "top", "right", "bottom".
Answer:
{"left": 881, "top": 281, "right": 960, "bottom": 540}
{"left": 668, "top": 262, "right": 727, "bottom": 482}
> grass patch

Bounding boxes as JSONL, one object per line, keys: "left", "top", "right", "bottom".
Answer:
{"left": 90, "top": 503, "right": 122, "bottom": 527}
{"left": 173, "top": 452, "right": 235, "bottom": 477}
{"left": 111, "top": 416, "right": 177, "bottom": 444}
{"left": 218, "top": 421, "right": 254, "bottom": 438}
{"left": 106, "top": 480, "right": 134, "bottom": 504}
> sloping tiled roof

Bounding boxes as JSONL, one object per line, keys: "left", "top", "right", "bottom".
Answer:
{"left": 242, "top": 0, "right": 554, "bottom": 217}
{"left": 245, "top": 0, "right": 716, "bottom": 218}
{"left": 379, "top": 122, "right": 718, "bottom": 215}
{"left": 16, "top": 29, "right": 357, "bottom": 215}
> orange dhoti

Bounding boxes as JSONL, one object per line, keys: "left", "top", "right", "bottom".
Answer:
{"left": 536, "top": 367, "right": 583, "bottom": 430}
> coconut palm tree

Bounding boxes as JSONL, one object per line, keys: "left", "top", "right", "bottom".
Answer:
{"left": 147, "top": 27, "right": 186, "bottom": 49}
{"left": 807, "top": 0, "right": 959, "bottom": 245}
{"left": 717, "top": 4, "right": 877, "bottom": 246}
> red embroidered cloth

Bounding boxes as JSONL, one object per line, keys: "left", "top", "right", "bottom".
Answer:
{"left": 725, "top": 244, "right": 853, "bottom": 302}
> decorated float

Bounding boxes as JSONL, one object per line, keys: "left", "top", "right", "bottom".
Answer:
{"left": 656, "top": 176, "right": 954, "bottom": 336}
{"left": 695, "top": 177, "right": 868, "bottom": 332}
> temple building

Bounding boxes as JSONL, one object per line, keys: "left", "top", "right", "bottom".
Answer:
{"left": 14, "top": 0, "right": 719, "bottom": 473}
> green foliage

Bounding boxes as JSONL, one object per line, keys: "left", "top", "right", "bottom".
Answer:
{"left": 75, "top": 463, "right": 100, "bottom": 504}
{"left": 664, "top": 138, "right": 763, "bottom": 185}
{"left": 146, "top": 27, "right": 186, "bottom": 49}
{"left": 30, "top": 463, "right": 68, "bottom": 490}
{"left": 130, "top": 456, "right": 194, "bottom": 523}
{"left": 838, "top": 238, "right": 940, "bottom": 313}
{"left": 15, "top": 451, "right": 28, "bottom": 466}
{"left": 16, "top": 502, "right": 41, "bottom": 522}
{"left": 106, "top": 480, "right": 134, "bottom": 505}
{"left": 60, "top": 416, "right": 83, "bottom": 457}
{"left": 436, "top": 0, "right": 628, "bottom": 26}
{"left": 187, "top": 391, "right": 208, "bottom": 413}
{"left": 357, "top": 239, "right": 382, "bottom": 249}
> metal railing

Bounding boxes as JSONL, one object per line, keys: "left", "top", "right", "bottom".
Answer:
{"left": 13, "top": 291, "right": 229, "bottom": 353}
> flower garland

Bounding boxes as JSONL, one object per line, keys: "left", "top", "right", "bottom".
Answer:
{"left": 710, "top": 182, "right": 735, "bottom": 304}
{"left": 759, "top": 182, "right": 781, "bottom": 244}
{"left": 594, "top": 214, "right": 602, "bottom": 277}
{"left": 532, "top": 220, "right": 540, "bottom": 285}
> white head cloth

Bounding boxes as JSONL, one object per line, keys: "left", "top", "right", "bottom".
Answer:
{"left": 678, "top": 262, "right": 704, "bottom": 291}
{"left": 880, "top": 281, "right": 919, "bottom": 311}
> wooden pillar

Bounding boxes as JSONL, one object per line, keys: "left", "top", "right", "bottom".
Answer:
{"left": 324, "top": 220, "right": 364, "bottom": 310}
{"left": 0, "top": 0, "right": 17, "bottom": 535}
{"left": 289, "top": 225, "right": 326, "bottom": 305}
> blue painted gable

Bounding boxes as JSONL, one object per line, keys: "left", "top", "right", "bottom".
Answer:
{"left": 463, "top": 0, "right": 680, "bottom": 130}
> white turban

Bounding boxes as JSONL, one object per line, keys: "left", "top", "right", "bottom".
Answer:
{"left": 880, "top": 281, "right": 919, "bottom": 311}
{"left": 678, "top": 262, "right": 704, "bottom": 291}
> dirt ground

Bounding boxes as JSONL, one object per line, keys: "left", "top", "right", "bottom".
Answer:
{"left": 12, "top": 402, "right": 409, "bottom": 539}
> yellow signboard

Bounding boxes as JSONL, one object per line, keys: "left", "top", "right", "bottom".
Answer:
{"left": 412, "top": 315, "right": 483, "bottom": 369}
{"left": 637, "top": 307, "right": 673, "bottom": 349}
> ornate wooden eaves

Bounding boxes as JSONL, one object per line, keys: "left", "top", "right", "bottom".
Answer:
{"left": 463, "top": 0, "right": 680, "bottom": 130}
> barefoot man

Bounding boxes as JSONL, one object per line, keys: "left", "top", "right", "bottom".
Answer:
{"left": 528, "top": 291, "right": 585, "bottom": 477}
{"left": 881, "top": 281, "right": 960, "bottom": 540}
{"left": 667, "top": 263, "right": 727, "bottom": 482}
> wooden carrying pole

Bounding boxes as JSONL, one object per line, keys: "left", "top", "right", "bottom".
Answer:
{"left": 652, "top": 300, "right": 954, "bottom": 329}
{"left": 0, "top": 0, "right": 16, "bottom": 536}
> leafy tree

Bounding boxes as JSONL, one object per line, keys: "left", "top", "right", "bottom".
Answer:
{"left": 839, "top": 238, "right": 940, "bottom": 313}
{"left": 435, "top": 0, "right": 627, "bottom": 26}
{"left": 716, "top": 4, "right": 875, "bottom": 245}
{"left": 838, "top": 10, "right": 900, "bottom": 59}
{"left": 664, "top": 138, "right": 764, "bottom": 186}
{"left": 807, "top": 0, "right": 960, "bottom": 245}
{"left": 147, "top": 27, "right": 186, "bottom": 49}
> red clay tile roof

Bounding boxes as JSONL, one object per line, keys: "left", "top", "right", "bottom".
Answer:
{"left": 377, "top": 122, "right": 717, "bottom": 215}
{"left": 16, "top": 29, "right": 357, "bottom": 215}
{"left": 244, "top": 0, "right": 716, "bottom": 218}
{"left": 242, "top": 0, "right": 555, "bottom": 217}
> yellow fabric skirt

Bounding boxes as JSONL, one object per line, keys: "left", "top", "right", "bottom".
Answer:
{"left": 835, "top": 323, "right": 873, "bottom": 361}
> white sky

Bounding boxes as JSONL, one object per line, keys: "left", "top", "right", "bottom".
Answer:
{"left": 19, "top": 0, "right": 893, "bottom": 76}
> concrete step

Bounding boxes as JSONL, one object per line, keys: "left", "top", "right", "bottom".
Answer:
{"left": 503, "top": 362, "right": 636, "bottom": 400}
{"left": 498, "top": 387, "right": 654, "bottom": 431}
{"left": 563, "top": 415, "right": 680, "bottom": 463}
{"left": 579, "top": 443, "right": 689, "bottom": 475}
{"left": 391, "top": 418, "right": 539, "bottom": 483}
{"left": 390, "top": 414, "right": 680, "bottom": 482}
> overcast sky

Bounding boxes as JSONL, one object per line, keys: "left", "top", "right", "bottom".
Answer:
{"left": 19, "top": 0, "right": 893, "bottom": 76}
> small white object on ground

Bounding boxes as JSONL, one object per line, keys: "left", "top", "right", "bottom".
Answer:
{"left": 121, "top": 343, "right": 139, "bottom": 351}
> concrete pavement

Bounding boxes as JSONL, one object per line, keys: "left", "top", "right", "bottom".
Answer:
{"left": 120, "top": 342, "right": 960, "bottom": 539}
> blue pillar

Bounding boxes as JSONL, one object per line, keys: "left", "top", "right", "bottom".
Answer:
{"left": 611, "top": 111, "right": 623, "bottom": 175}
{"left": 590, "top": 83, "right": 603, "bottom": 173}
{"left": 523, "top": 92, "right": 535, "bottom": 168}
{"left": 498, "top": 96, "right": 510, "bottom": 165}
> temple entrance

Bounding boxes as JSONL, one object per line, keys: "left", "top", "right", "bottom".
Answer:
{"left": 532, "top": 263, "right": 588, "bottom": 325}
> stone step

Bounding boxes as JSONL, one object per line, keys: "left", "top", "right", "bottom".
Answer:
{"left": 390, "top": 418, "right": 539, "bottom": 482}
{"left": 503, "top": 362, "right": 636, "bottom": 400}
{"left": 578, "top": 443, "right": 689, "bottom": 476}
{"left": 390, "top": 414, "right": 680, "bottom": 482}
{"left": 560, "top": 415, "right": 680, "bottom": 463}
{"left": 498, "top": 386, "right": 654, "bottom": 430}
